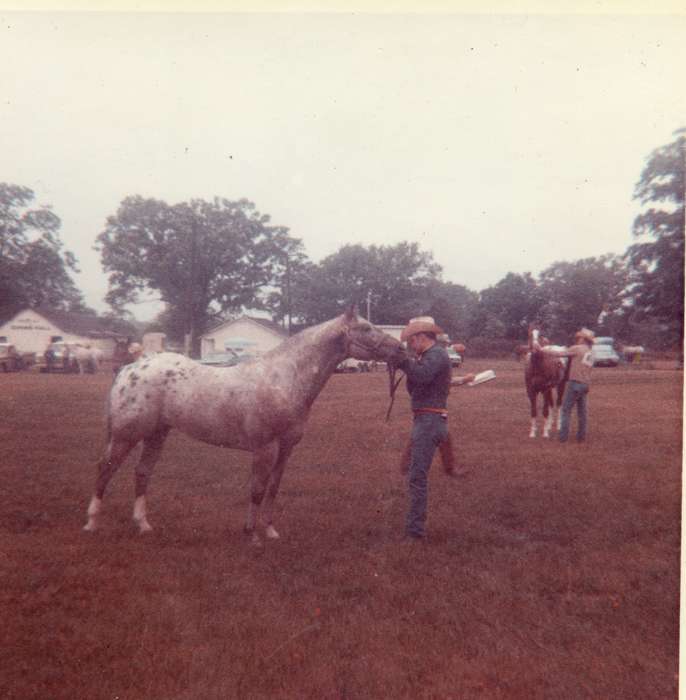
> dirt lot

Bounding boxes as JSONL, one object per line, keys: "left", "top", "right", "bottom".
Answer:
{"left": 0, "top": 359, "right": 681, "bottom": 699}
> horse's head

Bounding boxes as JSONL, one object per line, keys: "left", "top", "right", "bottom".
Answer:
{"left": 341, "top": 306, "right": 405, "bottom": 363}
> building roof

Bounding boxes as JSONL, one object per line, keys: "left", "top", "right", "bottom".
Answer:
{"left": 0, "top": 306, "right": 133, "bottom": 339}
{"left": 202, "top": 314, "right": 289, "bottom": 339}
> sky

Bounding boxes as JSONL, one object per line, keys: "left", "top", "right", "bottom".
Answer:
{"left": 2, "top": 4, "right": 685, "bottom": 321}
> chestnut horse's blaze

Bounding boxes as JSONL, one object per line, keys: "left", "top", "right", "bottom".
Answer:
{"left": 82, "top": 307, "right": 404, "bottom": 545}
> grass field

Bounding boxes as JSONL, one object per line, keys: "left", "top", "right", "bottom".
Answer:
{"left": 0, "top": 359, "right": 681, "bottom": 699}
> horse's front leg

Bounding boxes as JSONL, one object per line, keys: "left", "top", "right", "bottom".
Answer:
{"left": 528, "top": 390, "right": 538, "bottom": 438}
{"left": 262, "top": 439, "right": 299, "bottom": 540}
{"left": 245, "top": 442, "right": 279, "bottom": 546}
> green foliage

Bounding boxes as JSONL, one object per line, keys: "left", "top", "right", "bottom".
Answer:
{"left": 626, "top": 128, "right": 685, "bottom": 348}
{"left": 285, "top": 242, "right": 444, "bottom": 325}
{"left": 472, "top": 272, "right": 543, "bottom": 340}
{"left": 96, "top": 195, "right": 299, "bottom": 347}
{"left": 0, "top": 183, "right": 84, "bottom": 315}
{"left": 537, "top": 255, "right": 628, "bottom": 343}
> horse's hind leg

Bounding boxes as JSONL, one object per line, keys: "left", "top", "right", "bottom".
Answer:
{"left": 132, "top": 428, "right": 169, "bottom": 533}
{"left": 83, "top": 437, "right": 138, "bottom": 531}
{"left": 543, "top": 390, "right": 554, "bottom": 438}
{"left": 245, "top": 442, "right": 279, "bottom": 545}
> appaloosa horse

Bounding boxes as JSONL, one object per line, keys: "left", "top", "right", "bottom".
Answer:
{"left": 83, "top": 307, "right": 404, "bottom": 544}
{"left": 525, "top": 325, "right": 569, "bottom": 438}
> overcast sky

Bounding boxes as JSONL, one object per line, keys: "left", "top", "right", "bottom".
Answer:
{"left": 2, "top": 8, "right": 684, "bottom": 320}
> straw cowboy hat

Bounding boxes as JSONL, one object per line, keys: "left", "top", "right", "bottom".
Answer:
{"left": 575, "top": 328, "right": 595, "bottom": 343}
{"left": 400, "top": 316, "right": 444, "bottom": 342}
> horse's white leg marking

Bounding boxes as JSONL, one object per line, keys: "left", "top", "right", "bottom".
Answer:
{"left": 543, "top": 412, "right": 553, "bottom": 438}
{"left": 262, "top": 440, "right": 298, "bottom": 541}
{"left": 84, "top": 438, "right": 138, "bottom": 532}
{"left": 133, "top": 496, "right": 153, "bottom": 533}
{"left": 83, "top": 495, "right": 102, "bottom": 531}
{"left": 245, "top": 442, "right": 279, "bottom": 543}
{"left": 529, "top": 418, "right": 537, "bottom": 438}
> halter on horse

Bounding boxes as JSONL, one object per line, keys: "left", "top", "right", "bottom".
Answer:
{"left": 82, "top": 307, "right": 404, "bottom": 545}
{"left": 524, "top": 324, "right": 569, "bottom": 438}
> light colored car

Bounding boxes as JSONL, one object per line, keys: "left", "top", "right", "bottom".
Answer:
{"left": 199, "top": 351, "right": 252, "bottom": 368}
{"left": 40, "top": 342, "right": 79, "bottom": 373}
{"left": 446, "top": 347, "right": 463, "bottom": 367}
{"left": 592, "top": 337, "right": 620, "bottom": 367}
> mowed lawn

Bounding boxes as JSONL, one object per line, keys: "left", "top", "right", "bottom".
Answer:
{"left": 0, "top": 359, "right": 681, "bottom": 699}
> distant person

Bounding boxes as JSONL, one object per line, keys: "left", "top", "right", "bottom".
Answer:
{"left": 543, "top": 328, "right": 595, "bottom": 443}
{"left": 128, "top": 342, "right": 143, "bottom": 361}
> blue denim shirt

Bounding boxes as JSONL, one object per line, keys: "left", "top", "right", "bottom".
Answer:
{"left": 398, "top": 343, "right": 452, "bottom": 411}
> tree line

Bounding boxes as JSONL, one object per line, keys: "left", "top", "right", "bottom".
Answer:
{"left": 1, "top": 129, "right": 683, "bottom": 354}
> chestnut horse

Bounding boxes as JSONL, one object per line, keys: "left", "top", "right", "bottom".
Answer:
{"left": 525, "top": 325, "right": 569, "bottom": 438}
{"left": 83, "top": 308, "right": 403, "bottom": 544}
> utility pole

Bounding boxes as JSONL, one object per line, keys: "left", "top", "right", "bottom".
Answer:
{"left": 185, "top": 216, "right": 198, "bottom": 358}
{"left": 366, "top": 289, "right": 372, "bottom": 323}
{"left": 285, "top": 252, "right": 292, "bottom": 334}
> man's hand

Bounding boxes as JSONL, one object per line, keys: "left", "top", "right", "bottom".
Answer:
{"left": 388, "top": 345, "right": 409, "bottom": 368}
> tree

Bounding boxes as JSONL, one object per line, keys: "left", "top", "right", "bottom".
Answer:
{"left": 293, "top": 242, "right": 443, "bottom": 325}
{"left": 471, "top": 272, "right": 544, "bottom": 340}
{"left": 537, "top": 255, "right": 628, "bottom": 342}
{"left": 0, "top": 183, "right": 84, "bottom": 315}
{"left": 626, "top": 128, "right": 685, "bottom": 350}
{"left": 96, "top": 196, "right": 298, "bottom": 352}
{"left": 423, "top": 281, "right": 479, "bottom": 342}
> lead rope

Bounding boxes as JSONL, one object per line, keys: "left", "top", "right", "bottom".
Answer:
{"left": 385, "top": 362, "right": 405, "bottom": 422}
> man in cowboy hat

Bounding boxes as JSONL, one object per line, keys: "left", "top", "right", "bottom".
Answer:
{"left": 395, "top": 317, "right": 474, "bottom": 540}
{"left": 543, "top": 327, "right": 595, "bottom": 442}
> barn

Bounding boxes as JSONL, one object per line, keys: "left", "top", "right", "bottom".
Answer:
{"left": 0, "top": 307, "right": 132, "bottom": 359}
{"left": 200, "top": 315, "right": 289, "bottom": 359}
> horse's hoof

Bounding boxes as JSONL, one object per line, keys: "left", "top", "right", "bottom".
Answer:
{"left": 136, "top": 520, "right": 153, "bottom": 534}
{"left": 265, "top": 525, "right": 280, "bottom": 540}
{"left": 83, "top": 521, "right": 97, "bottom": 532}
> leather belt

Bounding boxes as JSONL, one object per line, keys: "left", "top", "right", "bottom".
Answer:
{"left": 413, "top": 408, "right": 448, "bottom": 418}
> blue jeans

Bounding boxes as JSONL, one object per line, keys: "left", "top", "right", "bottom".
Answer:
{"left": 559, "top": 380, "right": 589, "bottom": 442}
{"left": 406, "top": 413, "right": 448, "bottom": 537}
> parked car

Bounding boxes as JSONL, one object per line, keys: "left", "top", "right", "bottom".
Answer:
{"left": 446, "top": 347, "right": 463, "bottom": 367}
{"left": 592, "top": 337, "right": 620, "bottom": 367}
{"left": 335, "top": 358, "right": 363, "bottom": 373}
{"left": 0, "top": 343, "right": 34, "bottom": 372}
{"left": 40, "top": 341, "right": 79, "bottom": 373}
{"left": 199, "top": 351, "right": 253, "bottom": 368}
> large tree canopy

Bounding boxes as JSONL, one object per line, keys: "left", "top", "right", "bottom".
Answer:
{"left": 0, "top": 183, "right": 84, "bottom": 315}
{"left": 537, "top": 255, "right": 628, "bottom": 343}
{"left": 96, "top": 196, "right": 300, "bottom": 347}
{"left": 290, "top": 242, "right": 443, "bottom": 326}
{"left": 626, "top": 128, "right": 685, "bottom": 348}
{"left": 471, "top": 272, "right": 543, "bottom": 341}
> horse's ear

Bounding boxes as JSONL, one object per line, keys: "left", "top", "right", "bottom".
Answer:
{"left": 343, "top": 304, "right": 357, "bottom": 323}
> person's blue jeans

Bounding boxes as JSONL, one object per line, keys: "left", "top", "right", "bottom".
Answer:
{"left": 559, "top": 380, "right": 589, "bottom": 442}
{"left": 406, "top": 413, "right": 448, "bottom": 538}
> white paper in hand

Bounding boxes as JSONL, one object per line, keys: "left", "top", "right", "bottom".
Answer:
{"left": 467, "top": 369, "right": 496, "bottom": 386}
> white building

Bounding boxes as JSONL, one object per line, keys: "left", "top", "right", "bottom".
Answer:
{"left": 0, "top": 307, "right": 130, "bottom": 358}
{"left": 200, "top": 315, "right": 289, "bottom": 359}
